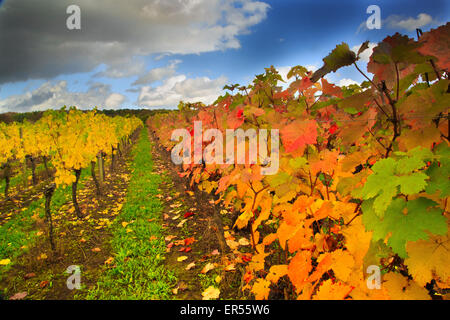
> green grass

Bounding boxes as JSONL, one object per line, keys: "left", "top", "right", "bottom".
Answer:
{"left": 0, "top": 161, "right": 51, "bottom": 198}
{"left": 0, "top": 169, "right": 90, "bottom": 279}
{"left": 83, "top": 128, "right": 177, "bottom": 300}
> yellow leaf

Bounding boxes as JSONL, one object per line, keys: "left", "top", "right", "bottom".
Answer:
{"left": 266, "top": 265, "right": 288, "bottom": 283}
{"left": 329, "top": 249, "right": 355, "bottom": 282}
{"left": 202, "top": 286, "right": 220, "bottom": 300}
{"left": 185, "top": 262, "right": 196, "bottom": 270}
{"left": 0, "top": 258, "right": 11, "bottom": 265}
{"left": 313, "top": 279, "right": 353, "bottom": 300}
{"left": 201, "top": 262, "right": 216, "bottom": 274}
{"left": 405, "top": 233, "right": 450, "bottom": 287}
{"left": 383, "top": 272, "right": 430, "bottom": 300}
{"left": 238, "top": 238, "right": 250, "bottom": 246}
{"left": 342, "top": 216, "right": 372, "bottom": 265}
{"left": 177, "top": 256, "right": 188, "bottom": 262}
{"left": 251, "top": 279, "right": 271, "bottom": 300}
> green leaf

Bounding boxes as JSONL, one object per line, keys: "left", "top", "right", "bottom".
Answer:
{"left": 265, "top": 171, "right": 291, "bottom": 188}
{"left": 289, "top": 157, "right": 307, "bottom": 169}
{"left": 397, "top": 173, "right": 428, "bottom": 195}
{"left": 362, "top": 197, "right": 447, "bottom": 258}
{"left": 311, "top": 43, "right": 357, "bottom": 82}
{"left": 425, "top": 143, "right": 450, "bottom": 198}
{"left": 323, "top": 43, "right": 357, "bottom": 72}
{"left": 363, "top": 239, "right": 392, "bottom": 272}
{"left": 361, "top": 150, "right": 431, "bottom": 218}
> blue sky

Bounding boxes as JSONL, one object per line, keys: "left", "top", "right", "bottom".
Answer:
{"left": 0, "top": 0, "right": 448, "bottom": 112}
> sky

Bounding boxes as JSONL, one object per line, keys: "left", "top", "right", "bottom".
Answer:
{"left": 0, "top": 0, "right": 448, "bottom": 112}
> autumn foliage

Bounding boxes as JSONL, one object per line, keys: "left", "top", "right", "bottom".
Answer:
{"left": 148, "top": 23, "right": 449, "bottom": 300}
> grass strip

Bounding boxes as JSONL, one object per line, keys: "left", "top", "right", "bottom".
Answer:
{"left": 84, "top": 128, "right": 176, "bottom": 300}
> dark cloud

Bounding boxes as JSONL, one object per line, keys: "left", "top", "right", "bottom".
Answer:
{"left": 0, "top": 0, "right": 270, "bottom": 84}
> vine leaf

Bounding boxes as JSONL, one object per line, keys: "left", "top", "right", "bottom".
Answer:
{"left": 405, "top": 232, "right": 450, "bottom": 287}
{"left": 383, "top": 273, "right": 430, "bottom": 300}
{"left": 361, "top": 148, "right": 432, "bottom": 218}
{"left": 312, "top": 279, "right": 353, "bottom": 300}
{"left": 280, "top": 119, "right": 317, "bottom": 153}
{"left": 311, "top": 43, "right": 357, "bottom": 82}
{"left": 417, "top": 22, "right": 450, "bottom": 71}
{"left": 362, "top": 197, "right": 447, "bottom": 258}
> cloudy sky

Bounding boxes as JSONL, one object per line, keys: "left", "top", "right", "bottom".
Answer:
{"left": 0, "top": 0, "right": 448, "bottom": 112}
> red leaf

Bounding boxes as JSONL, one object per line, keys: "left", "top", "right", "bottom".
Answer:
{"left": 321, "top": 79, "right": 343, "bottom": 98}
{"left": 280, "top": 119, "right": 318, "bottom": 153}
{"left": 418, "top": 22, "right": 450, "bottom": 71}
{"left": 227, "top": 106, "right": 245, "bottom": 129}
{"left": 184, "top": 237, "right": 195, "bottom": 246}
{"left": 329, "top": 124, "right": 338, "bottom": 134}
{"left": 184, "top": 211, "right": 195, "bottom": 218}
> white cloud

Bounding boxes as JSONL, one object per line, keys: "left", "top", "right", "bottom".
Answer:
{"left": 132, "top": 60, "right": 181, "bottom": 86}
{"left": 385, "top": 13, "right": 435, "bottom": 31}
{"left": 277, "top": 66, "right": 291, "bottom": 83}
{"left": 138, "top": 75, "right": 228, "bottom": 108}
{"left": 338, "top": 78, "right": 360, "bottom": 87}
{"left": 357, "top": 13, "right": 437, "bottom": 33}
{"left": 351, "top": 42, "right": 376, "bottom": 63}
{"left": 0, "top": 81, "right": 126, "bottom": 112}
{"left": 105, "top": 93, "right": 126, "bottom": 109}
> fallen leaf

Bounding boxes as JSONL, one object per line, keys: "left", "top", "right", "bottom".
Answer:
{"left": 239, "top": 238, "right": 250, "bottom": 246}
{"left": 91, "top": 247, "right": 101, "bottom": 252}
{"left": 184, "top": 237, "right": 195, "bottom": 246}
{"left": 202, "top": 286, "right": 220, "bottom": 300}
{"left": 177, "top": 256, "right": 188, "bottom": 262}
{"left": 184, "top": 211, "right": 195, "bottom": 218}
{"left": 165, "top": 235, "right": 177, "bottom": 242}
{"left": 201, "top": 263, "right": 216, "bottom": 274}
{"left": 211, "top": 249, "right": 220, "bottom": 256}
{"left": 24, "top": 273, "right": 36, "bottom": 279}
{"left": 104, "top": 257, "right": 114, "bottom": 265}
{"left": 9, "top": 292, "right": 27, "bottom": 300}
{"left": 0, "top": 258, "right": 11, "bottom": 265}
{"left": 225, "top": 264, "right": 236, "bottom": 271}
{"left": 39, "top": 280, "right": 49, "bottom": 288}
{"left": 177, "top": 219, "right": 187, "bottom": 228}
{"left": 186, "top": 262, "right": 196, "bottom": 270}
